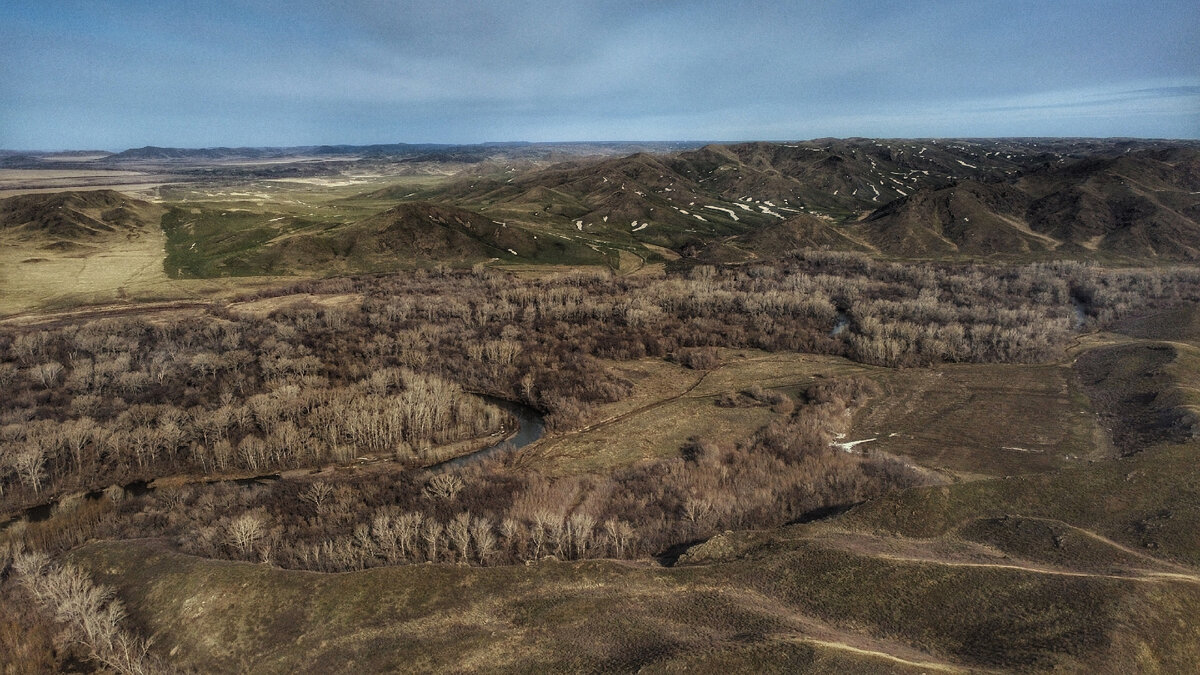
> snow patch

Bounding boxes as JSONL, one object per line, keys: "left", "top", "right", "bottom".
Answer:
{"left": 830, "top": 434, "right": 877, "bottom": 453}
{"left": 702, "top": 205, "right": 739, "bottom": 221}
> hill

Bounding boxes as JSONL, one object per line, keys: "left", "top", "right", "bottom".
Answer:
{"left": 0, "top": 189, "right": 159, "bottom": 242}
{"left": 163, "top": 201, "right": 600, "bottom": 276}
{"left": 409, "top": 139, "right": 1200, "bottom": 263}
{"left": 849, "top": 148, "right": 1200, "bottom": 259}
{"left": 0, "top": 190, "right": 171, "bottom": 313}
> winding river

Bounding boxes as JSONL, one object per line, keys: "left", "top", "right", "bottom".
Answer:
{"left": 1, "top": 396, "right": 546, "bottom": 530}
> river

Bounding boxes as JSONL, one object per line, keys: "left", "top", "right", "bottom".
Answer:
{"left": 0, "top": 397, "right": 546, "bottom": 530}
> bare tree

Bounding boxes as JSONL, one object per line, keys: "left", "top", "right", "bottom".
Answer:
{"left": 227, "top": 512, "right": 266, "bottom": 557}
{"left": 471, "top": 516, "right": 497, "bottom": 564}
{"left": 32, "top": 360, "right": 64, "bottom": 388}
{"left": 568, "top": 512, "right": 595, "bottom": 559}
{"left": 13, "top": 444, "right": 46, "bottom": 494}
{"left": 396, "top": 511, "right": 423, "bottom": 561}
{"left": 421, "top": 519, "right": 444, "bottom": 562}
{"left": 425, "top": 473, "right": 464, "bottom": 501}
{"left": 300, "top": 481, "right": 334, "bottom": 514}
{"left": 447, "top": 512, "right": 472, "bottom": 563}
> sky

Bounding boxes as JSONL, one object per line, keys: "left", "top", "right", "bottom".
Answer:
{"left": 1, "top": 0, "right": 1197, "bottom": 150}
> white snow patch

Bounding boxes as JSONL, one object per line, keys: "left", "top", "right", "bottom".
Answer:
{"left": 632, "top": 222, "right": 648, "bottom": 232}
{"left": 956, "top": 159, "right": 977, "bottom": 169}
{"left": 702, "top": 205, "right": 739, "bottom": 221}
{"left": 602, "top": 215, "right": 609, "bottom": 222}
{"left": 693, "top": 214, "right": 708, "bottom": 222}
{"left": 734, "top": 202, "right": 753, "bottom": 212}
{"left": 574, "top": 220, "right": 583, "bottom": 231}
{"left": 830, "top": 434, "right": 877, "bottom": 453}
{"left": 267, "top": 216, "right": 285, "bottom": 222}
{"left": 758, "top": 205, "right": 784, "bottom": 219}
{"left": 507, "top": 248, "right": 518, "bottom": 256}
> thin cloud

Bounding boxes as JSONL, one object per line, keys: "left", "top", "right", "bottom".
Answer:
{"left": 1, "top": 0, "right": 1196, "bottom": 148}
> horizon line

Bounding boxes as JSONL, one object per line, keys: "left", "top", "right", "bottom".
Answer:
{"left": 5, "top": 134, "right": 1199, "bottom": 155}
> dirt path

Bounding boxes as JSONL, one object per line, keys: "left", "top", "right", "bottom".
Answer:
{"left": 862, "top": 553, "right": 1200, "bottom": 584}
{"left": 1010, "top": 516, "right": 1200, "bottom": 575}
{"left": 784, "top": 636, "right": 970, "bottom": 673}
{"left": 712, "top": 586, "right": 977, "bottom": 673}
{"left": 0, "top": 299, "right": 214, "bottom": 329}
{"left": 535, "top": 370, "right": 710, "bottom": 447}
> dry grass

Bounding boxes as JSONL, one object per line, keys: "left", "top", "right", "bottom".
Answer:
{"left": 528, "top": 351, "right": 863, "bottom": 476}
{"left": 0, "top": 228, "right": 175, "bottom": 314}
{"left": 226, "top": 292, "right": 365, "bottom": 317}
{"left": 846, "top": 363, "right": 1107, "bottom": 478}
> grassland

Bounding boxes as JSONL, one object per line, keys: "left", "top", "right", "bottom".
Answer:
{"left": 529, "top": 350, "right": 873, "bottom": 475}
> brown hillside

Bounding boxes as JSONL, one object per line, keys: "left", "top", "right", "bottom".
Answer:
{"left": 0, "top": 190, "right": 159, "bottom": 241}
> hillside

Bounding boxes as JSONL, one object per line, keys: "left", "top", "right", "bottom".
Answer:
{"left": 0, "top": 190, "right": 172, "bottom": 313}
{"left": 406, "top": 139, "right": 1200, "bottom": 263}
{"left": 850, "top": 148, "right": 1200, "bottom": 259}
{"left": 0, "top": 189, "right": 159, "bottom": 242}
{"left": 164, "top": 201, "right": 601, "bottom": 276}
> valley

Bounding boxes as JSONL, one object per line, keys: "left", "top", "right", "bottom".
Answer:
{"left": 1, "top": 138, "right": 1199, "bottom": 672}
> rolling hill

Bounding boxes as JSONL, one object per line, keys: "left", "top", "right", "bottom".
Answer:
{"left": 852, "top": 147, "right": 1200, "bottom": 259}
{"left": 0, "top": 189, "right": 160, "bottom": 243}
{"left": 407, "top": 138, "right": 1200, "bottom": 263}
{"left": 164, "top": 201, "right": 601, "bottom": 276}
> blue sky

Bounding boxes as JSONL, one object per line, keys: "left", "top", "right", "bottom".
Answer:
{"left": 1, "top": 0, "right": 1197, "bottom": 149}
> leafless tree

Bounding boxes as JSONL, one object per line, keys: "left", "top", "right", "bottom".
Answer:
{"left": 300, "top": 481, "right": 334, "bottom": 514}
{"left": 421, "top": 519, "right": 444, "bottom": 562}
{"left": 227, "top": 512, "right": 266, "bottom": 557}
{"left": 425, "top": 473, "right": 464, "bottom": 501}
{"left": 471, "top": 515, "right": 497, "bottom": 564}
{"left": 447, "top": 512, "right": 472, "bottom": 563}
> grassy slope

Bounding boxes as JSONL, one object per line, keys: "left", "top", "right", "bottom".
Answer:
{"left": 71, "top": 443, "right": 1200, "bottom": 673}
